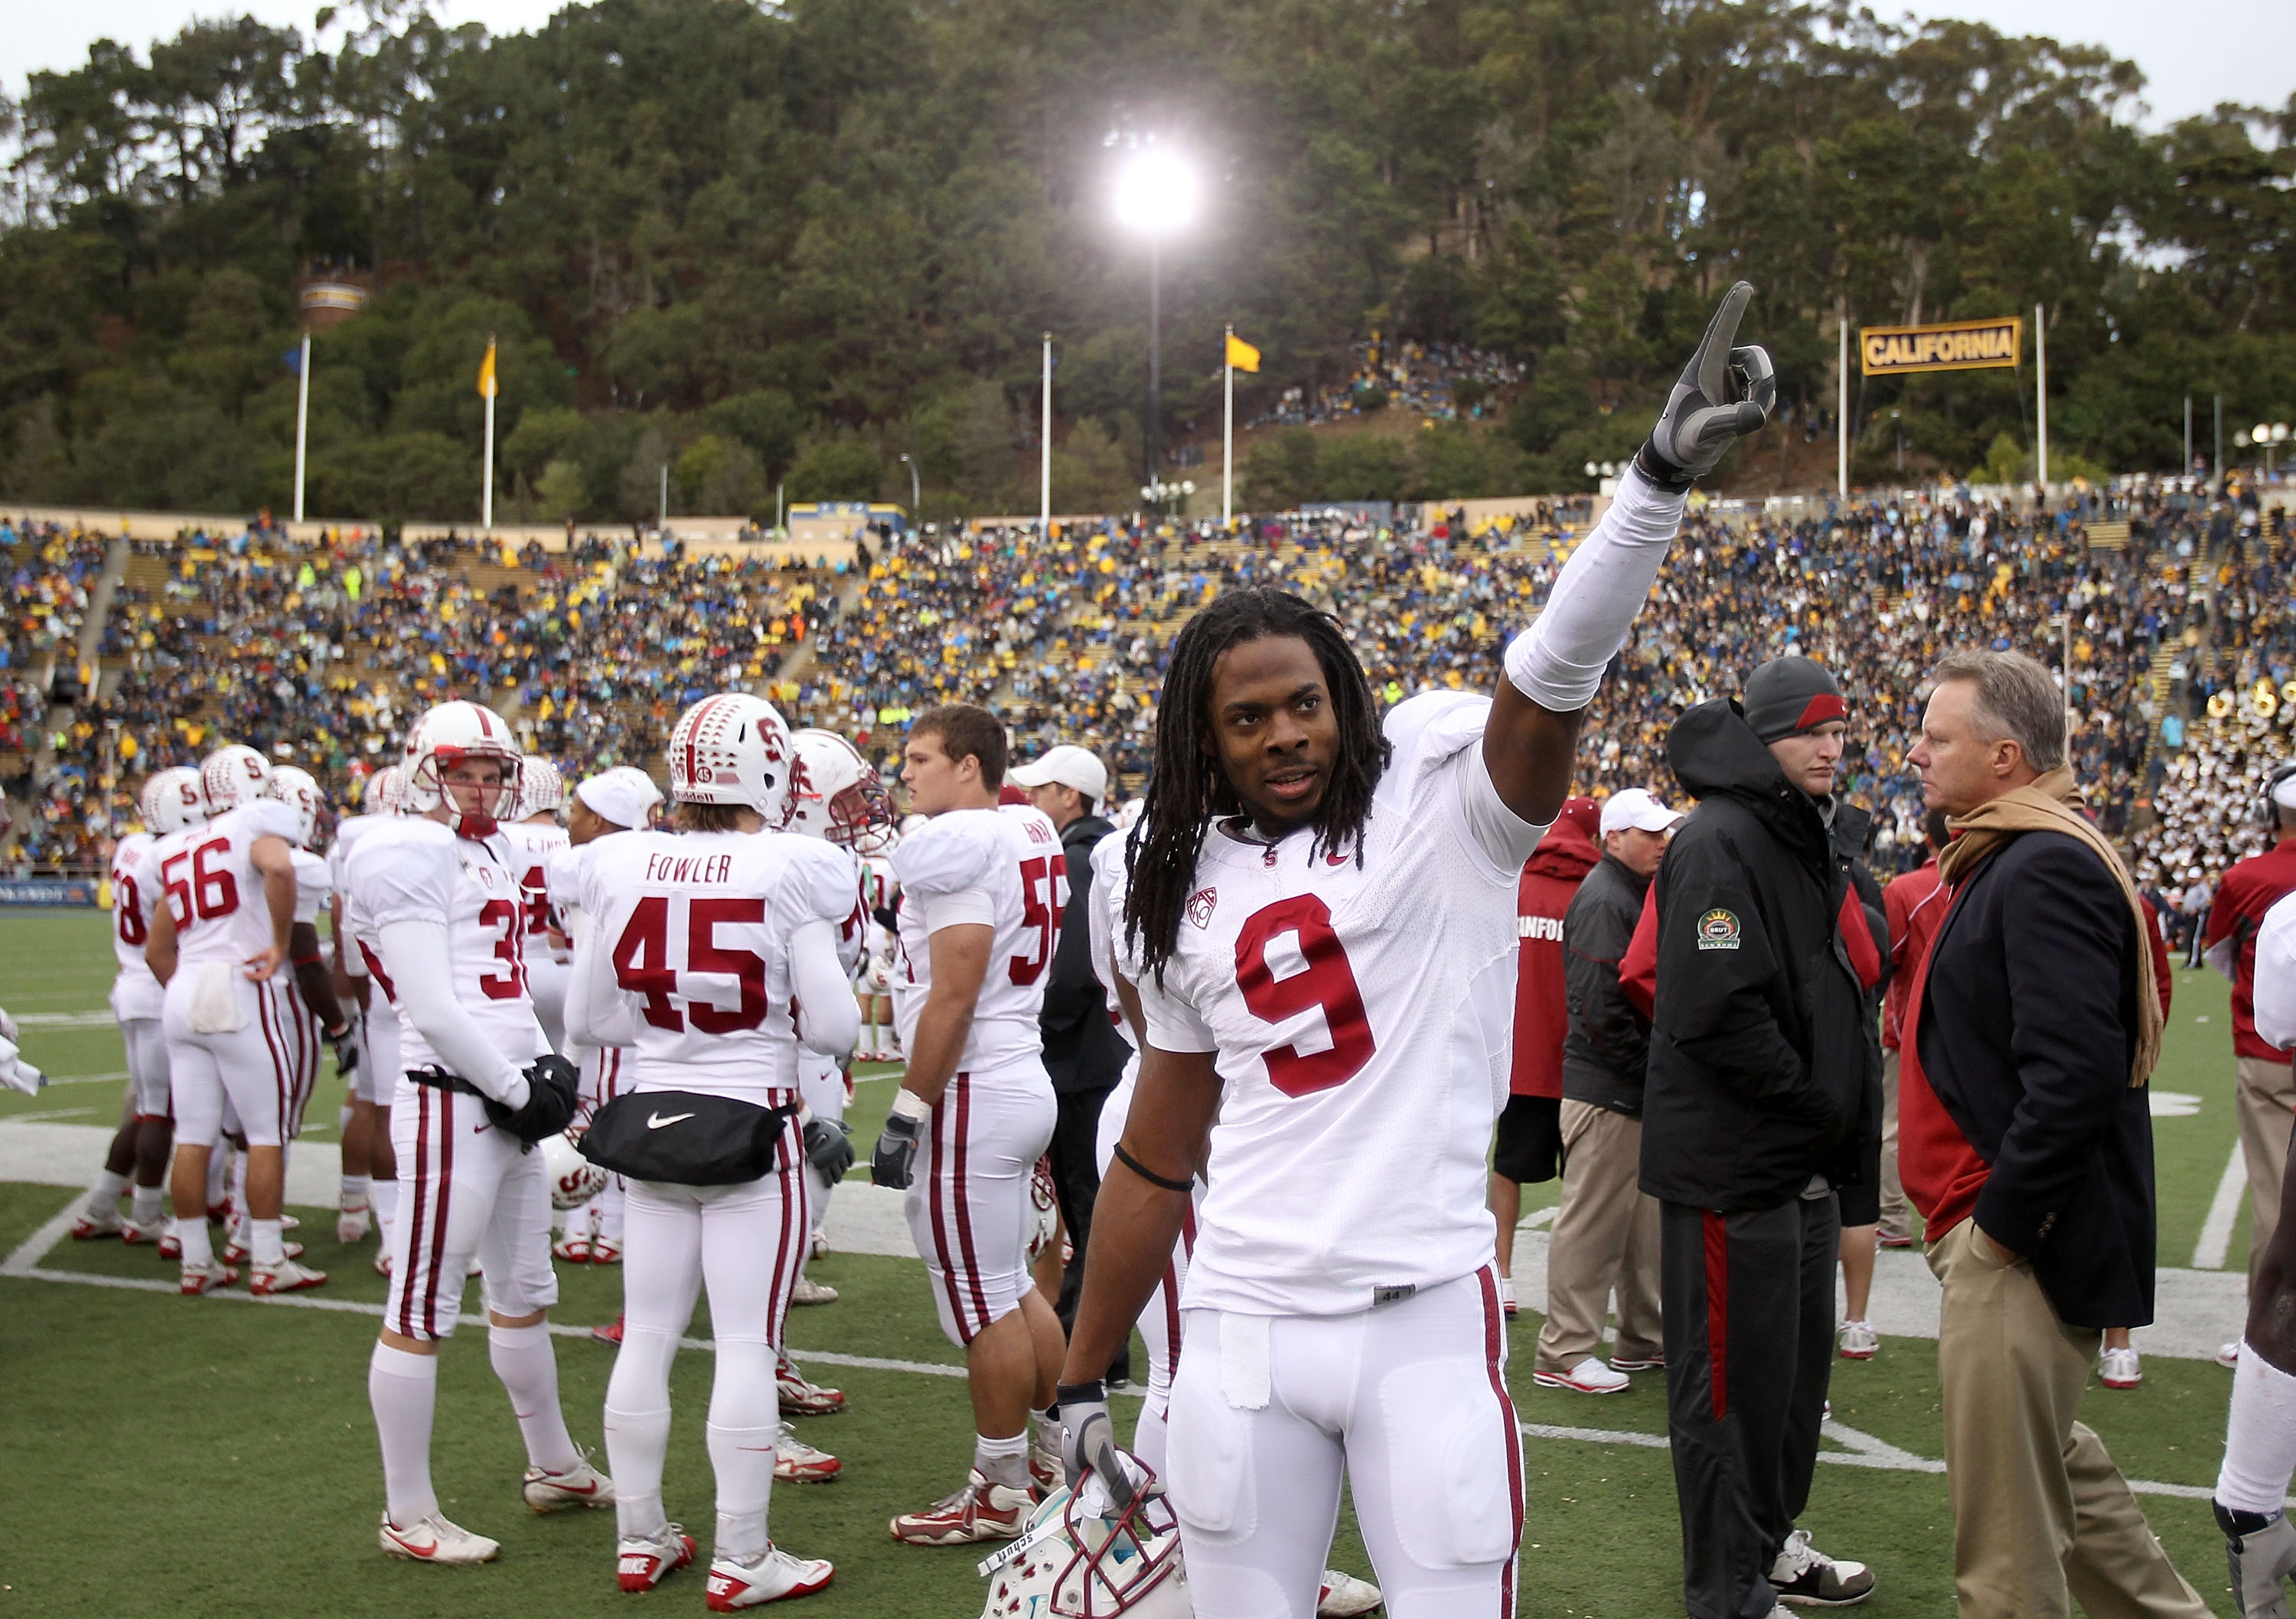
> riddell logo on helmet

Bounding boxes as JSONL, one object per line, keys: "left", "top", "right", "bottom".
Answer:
{"left": 1187, "top": 888, "right": 1218, "bottom": 928}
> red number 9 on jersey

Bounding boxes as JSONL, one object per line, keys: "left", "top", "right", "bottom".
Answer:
{"left": 1234, "top": 894, "right": 1377, "bottom": 1096}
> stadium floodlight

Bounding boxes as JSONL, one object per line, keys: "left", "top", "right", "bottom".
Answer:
{"left": 2275, "top": 423, "right": 2291, "bottom": 444}
{"left": 1113, "top": 147, "right": 1199, "bottom": 236}
{"left": 2257, "top": 425, "right": 2273, "bottom": 445}
{"left": 1584, "top": 461, "right": 1600, "bottom": 477}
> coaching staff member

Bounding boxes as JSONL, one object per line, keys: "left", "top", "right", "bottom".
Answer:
{"left": 1902, "top": 650, "right": 2209, "bottom": 1619}
{"left": 1643, "top": 655, "right": 1881, "bottom": 1619}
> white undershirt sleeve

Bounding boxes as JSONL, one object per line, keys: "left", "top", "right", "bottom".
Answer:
{"left": 790, "top": 917, "right": 861, "bottom": 1057}
{"left": 920, "top": 886, "right": 996, "bottom": 933}
{"left": 2252, "top": 891, "right": 2296, "bottom": 1050}
{"left": 378, "top": 919, "right": 530, "bottom": 1106}
{"left": 1503, "top": 465, "right": 1687, "bottom": 711}
{"left": 1453, "top": 745, "right": 1553, "bottom": 873}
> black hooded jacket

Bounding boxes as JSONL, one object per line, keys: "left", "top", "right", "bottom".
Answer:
{"left": 1638, "top": 698, "right": 1885, "bottom": 1214}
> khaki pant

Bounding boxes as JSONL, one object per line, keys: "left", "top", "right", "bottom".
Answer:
{"left": 1928, "top": 1218, "right": 2210, "bottom": 1619}
{"left": 1535, "top": 1100, "right": 1662, "bottom": 1373}
{"left": 1879, "top": 1050, "right": 1910, "bottom": 1241}
{"left": 2238, "top": 1055, "right": 2296, "bottom": 1286}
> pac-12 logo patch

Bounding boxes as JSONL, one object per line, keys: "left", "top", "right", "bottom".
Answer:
{"left": 1696, "top": 908, "right": 1742, "bottom": 950}
{"left": 1186, "top": 888, "right": 1218, "bottom": 929}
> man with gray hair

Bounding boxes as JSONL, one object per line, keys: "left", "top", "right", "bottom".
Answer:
{"left": 1902, "top": 648, "right": 2209, "bottom": 1619}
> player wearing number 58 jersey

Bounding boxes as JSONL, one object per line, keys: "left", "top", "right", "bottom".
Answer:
{"left": 874, "top": 704, "right": 1071, "bottom": 1547}
{"left": 1058, "top": 284, "right": 1776, "bottom": 1618}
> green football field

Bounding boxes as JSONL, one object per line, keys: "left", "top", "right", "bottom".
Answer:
{"left": 0, "top": 907, "right": 2260, "bottom": 1617}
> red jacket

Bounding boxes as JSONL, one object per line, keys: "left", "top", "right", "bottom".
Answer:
{"left": 1882, "top": 858, "right": 1946, "bottom": 1051}
{"left": 2203, "top": 840, "right": 2296, "bottom": 1058}
{"left": 1512, "top": 801, "right": 1600, "bottom": 1097}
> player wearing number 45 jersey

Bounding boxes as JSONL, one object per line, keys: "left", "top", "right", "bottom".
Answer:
{"left": 347, "top": 701, "right": 606, "bottom": 1568}
{"left": 1055, "top": 285, "right": 1779, "bottom": 1619}
{"left": 871, "top": 704, "right": 1071, "bottom": 1546}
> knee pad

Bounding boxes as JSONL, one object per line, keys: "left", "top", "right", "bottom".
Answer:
{"left": 1377, "top": 1356, "right": 1518, "bottom": 1569}
{"left": 1165, "top": 1352, "right": 1254, "bottom": 1541}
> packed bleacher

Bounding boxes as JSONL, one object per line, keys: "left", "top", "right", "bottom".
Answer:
{"left": 1247, "top": 336, "right": 1527, "bottom": 427}
{"left": 5, "top": 479, "right": 2290, "bottom": 899}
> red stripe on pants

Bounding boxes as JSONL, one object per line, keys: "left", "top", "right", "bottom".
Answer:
{"left": 1478, "top": 1265, "right": 1526, "bottom": 1613}
{"left": 926, "top": 1084, "right": 976, "bottom": 1342}
{"left": 398, "top": 1086, "right": 430, "bottom": 1338}
{"left": 949, "top": 1075, "right": 991, "bottom": 1330}
{"left": 1702, "top": 1209, "right": 1730, "bottom": 1419}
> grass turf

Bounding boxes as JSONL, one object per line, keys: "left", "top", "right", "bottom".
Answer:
{"left": 0, "top": 908, "right": 2258, "bottom": 1615}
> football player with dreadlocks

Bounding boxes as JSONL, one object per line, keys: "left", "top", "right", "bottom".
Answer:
{"left": 1055, "top": 285, "right": 1774, "bottom": 1618}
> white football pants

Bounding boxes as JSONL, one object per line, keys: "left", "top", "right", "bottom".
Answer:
{"left": 383, "top": 1080, "right": 558, "bottom": 1340}
{"left": 165, "top": 973, "right": 318, "bottom": 1148}
{"left": 904, "top": 1063, "right": 1057, "bottom": 1347}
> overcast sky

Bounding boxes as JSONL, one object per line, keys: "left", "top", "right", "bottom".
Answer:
{"left": 3, "top": 0, "right": 2289, "bottom": 132}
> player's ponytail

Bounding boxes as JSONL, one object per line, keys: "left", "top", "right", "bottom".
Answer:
{"left": 1126, "top": 588, "right": 1388, "bottom": 983}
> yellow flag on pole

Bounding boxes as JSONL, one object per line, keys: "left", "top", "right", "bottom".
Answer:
{"left": 477, "top": 337, "right": 498, "bottom": 399}
{"left": 1225, "top": 333, "right": 1261, "bottom": 373}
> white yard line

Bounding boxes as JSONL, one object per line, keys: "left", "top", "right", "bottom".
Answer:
{"left": 2193, "top": 1140, "right": 2251, "bottom": 1270}
{"left": 11, "top": 1011, "right": 119, "bottom": 1030}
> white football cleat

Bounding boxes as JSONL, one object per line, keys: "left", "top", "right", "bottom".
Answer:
{"left": 705, "top": 1544, "right": 834, "bottom": 1609}
{"left": 1317, "top": 1568, "right": 1385, "bottom": 1617}
{"left": 1500, "top": 1275, "right": 1517, "bottom": 1318}
{"left": 71, "top": 1205, "right": 127, "bottom": 1240}
{"left": 249, "top": 1257, "right": 328, "bottom": 1295}
{"left": 379, "top": 1510, "right": 501, "bottom": 1565}
{"left": 772, "top": 1427, "right": 842, "bottom": 1484}
{"left": 2217, "top": 1341, "right": 2244, "bottom": 1369}
{"left": 338, "top": 1204, "right": 373, "bottom": 1244}
{"left": 120, "top": 1214, "right": 171, "bottom": 1246}
{"left": 1533, "top": 1356, "right": 1630, "bottom": 1394}
{"left": 553, "top": 1232, "right": 594, "bottom": 1263}
{"left": 776, "top": 1359, "right": 846, "bottom": 1417}
{"left": 180, "top": 1259, "right": 239, "bottom": 1295}
{"left": 589, "top": 1236, "right": 622, "bottom": 1266}
{"left": 618, "top": 1523, "right": 696, "bottom": 1592}
{"left": 158, "top": 1226, "right": 183, "bottom": 1259}
{"left": 523, "top": 1448, "right": 614, "bottom": 1512}
{"left": 790, "top": 1275, "right": 837, "bottom": 1307}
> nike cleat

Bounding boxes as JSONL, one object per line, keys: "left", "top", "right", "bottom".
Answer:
{"left": 523, "top": 1448, "right": 614, "bottom": 1512}
{"left": 618, "top": 1524, "right": 696, "bottom": 1592}
{"left": 705, "top": 1545, "right": 834, "bottom": 1608}
{"left": 380, "top": 1510, "right": 501, "bottom": 1565}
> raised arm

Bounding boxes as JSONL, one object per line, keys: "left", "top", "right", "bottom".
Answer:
{"left": 1486, "top": 282, "right": 1774, "bottom": 823}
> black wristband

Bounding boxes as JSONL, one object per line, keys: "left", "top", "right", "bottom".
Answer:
{"left": 1112, "top": 1141, "right": 1194, "bottom": 1194}
{"left": 1634, "top": 440, "right": 1694, "bottom": 492}
{"left": 1056, "top": 1380, "right": 1107, "bottom": 1409}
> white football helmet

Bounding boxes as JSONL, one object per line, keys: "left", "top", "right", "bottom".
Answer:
{"left": 264, "top": 765, "right": 328, "bottom": 849}
{"left": 975, "top": 1484, "right": 1189, "bottom": 1619}
{"left": 364, "top": 764, "right": 408, "bottom": 816}
{"left": 1026, "top": 1155, "right": 1060, "bottom": 1266}
{"left": 403, "top": 701, "right": 523, "bottom": 837}
{"left": 515, "top": 757, "right": 566, "bottom": 822}
{"left": 200, "top": 744, "right": 272, "bottom": 814}
{"left": 788, "top": 728, "right": 897, "bottom": 850}
{"left": 542, "top": 1130, "right": 606, "bottom": 1210}
{"left": 139, "top": 767, "right": 208, "bottom": 836}
{"left": 667, "top": 693, "right": 797, "bottom": 826}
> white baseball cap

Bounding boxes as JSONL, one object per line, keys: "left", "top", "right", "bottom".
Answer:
{"left": 1600, "top": 787, "right": 1683, "bottom": 838}
{"left": 574, "top": 766, "right": 664, "bottom": 830}
{"left": 1007, "top": 744, "right": 1109, "bottom": 808}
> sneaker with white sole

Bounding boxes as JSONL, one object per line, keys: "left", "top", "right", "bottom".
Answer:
{"left": 705, "top": 1544, "right": 835, "bottom": 1609}
{"left": 1317, "top": 1568, "right": 1384, "bottom": 1616}
{"left": 790, "top": 1275, "right": 837, "bottom": 1306}
{"left": 1029, "top": 1435, "right": 1062, "bottom": 1497}
{"left": 158, "top": 1226, "right": 183, "bottom": 1259}
{"left": 120, "top": 1214, "right": 171, "bottom": 1246}
{"left": 1837, "top": 1320, "right": 1879, "bottom": 1360}
{"left": 2217, "top": 1500, "right": 2296, "bottom": 1619}
{"left": 2099, "top": 1345, "right": 2143, "bottom": 1389}
{"left": 71, "top": 1205, "right": 126, "bottom": 1239}
{"left": 523, "top": 1448, "right": 614, "bottom": 1511}
{"left": 180, "top": 1259, "right": 239, "bottom": 1295}
{"left": 2219, "top": 1341, "right": 2245, "bottom": 1369}
{"left": 1610, "top": 1350, "right": 1666, "bottom": 1372}
{"left": 1533, "top": 1356, "right": 1630, "bottom": 1394}
{"left": 618, "top": 1523, "right": 697, "bottom": 1591}
{"left": 773, "top": 1428, "right": 842, "bottom": 1484}
{"left": 553, "top": 1232, "right": 594, "bottom": 1263}
{"left": 223, "top": 1236, "right": 306, "bottom": 1266}
{"left": 888, "top": 1471, "right": 1031, "bottom": 1545}
{"left": 589, "top": 1236, "right": 622, "bottom": 1266}
{"left": 338, "top": 1204, "right": 373, "bottom": 1244}
{"left": 379, "top": 1510, "right": 501, "bottom": 1564}
{"left": 249, "top": 1257, "right": 328, "bottom": 1295}
{"left": 1770, "top": 1528, "right": 1874, "bottom": 1606}
{"left": 777, "top": 1359, "right": 846, "bottom": 1416}
{"left": 1500, "top": 1275, "right": 1517, "bottom": 1318}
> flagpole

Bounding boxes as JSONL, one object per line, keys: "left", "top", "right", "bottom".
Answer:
{"left": 481, "top": 335, "right": 497, "bottom": 532}
{"left": 1040, "top": 332, "right": 1052, "bottom": 536}
{"left": 1224, "top": 324, "right": 1234, "bottom": 528}
{"left": 1836, "top": 298, "right": 1848, "bottom": 503}
{"left": 292, "top": 332, "right": 311, "bottom": 526}
{"left": 2034, "top": 301, "right": 2049, "bottom": 494}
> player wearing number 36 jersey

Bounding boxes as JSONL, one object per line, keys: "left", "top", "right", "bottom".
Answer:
{"left": 1058, "top": 283, "right": 1776, "bottom": 1619}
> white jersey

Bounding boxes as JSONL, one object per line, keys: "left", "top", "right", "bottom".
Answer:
{"left": 346, "top": 817, "right": 545, "bottom": 1078}
{"left": 891, "top": 804, "right": 1067, "bottom": 1073}
{"left": 1136, "top": 692, "right": 1547, "bottom": 1315}
{"left": 1085, "top": 828, "right": 1137, "bottom": 1049}
{"left": 109, "top": 832, "right": 165, "bottom": 1021}
{"left": 576, "top": 829, "right": 862, "bottom": 1105}
{"left": 291, "top": 849, "right": 332, "bottom": 924}
{"left": 506, "top": 820, "right": 573, "bottom": 963}
{"left": 155, "top": 800, "right": 304, "bottom": 968}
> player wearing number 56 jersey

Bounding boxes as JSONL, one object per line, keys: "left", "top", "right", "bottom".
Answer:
{"left": 348, "top": 701, "right": 609, "bottom": 1568}
{"left": 1057, "top": 285, "right": 1775, "bottom": 1619}
{"left": 874, "top": 704, "right": 1071, "bottom": 1547}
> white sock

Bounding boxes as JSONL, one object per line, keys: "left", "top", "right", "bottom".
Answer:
{"left": 974, "top": 1430, "right": 1029, "bottom": 1490}
{"left": 253, "top": 1217, "right": 286, "bottom": 1266}
{"left": 707, "top": 1422, "right": 776, "bottom": 1561}
{"left": 369, "top": 1342, "right": 439, "bottom": 1525}
{"left": 229, "top": 1152, "right": 248, "bottom": 1216}
{"left": 490, "top": 1323, "right": 580, "bottom": 1474}
{"left": 372, "top": 1179, "right": 399, "bottom": 1233}
{"left": 1503, "top": 467, "right": 1686, "bottom": 710}
{"left": 341, "top": 1174, "right": 371, "bottom": 1212}
{"left": 87, "top": 1169, "right": 129, "bottom": 1213}
{"left": 605, "top": 1404, "right": 673, "bottom": 1540}
{"left": 177, "top": 1214, "right": 214, "bottom": 1269}
{"left": 205, "top": 1149, "right": 228, "bottom": 1212}
{"left": 131, "top": 1184, "right": 164, "bottom": 1223}
{"left": 2219, "top": 1342, "right": 2296, "bottom": 1514}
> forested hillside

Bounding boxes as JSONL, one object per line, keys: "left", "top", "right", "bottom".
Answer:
{"left": 1, "top": 0, "right": 2290, "bottom": 522}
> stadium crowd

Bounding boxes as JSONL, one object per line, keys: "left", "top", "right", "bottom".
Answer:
{"left": 1247, "top": 335, "right": 1527, "bottom": 427}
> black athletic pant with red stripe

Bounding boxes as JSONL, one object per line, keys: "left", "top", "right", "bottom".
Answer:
{"left": 1658, "top": 1193, "right": 1840, "bottom": 1619}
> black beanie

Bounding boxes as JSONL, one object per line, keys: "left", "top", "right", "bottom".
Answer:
{"left": 1743, "top": 656, "right": 1847, "bottom": 743}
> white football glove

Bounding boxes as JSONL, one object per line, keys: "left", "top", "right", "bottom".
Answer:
{"left": 0, "top": 1032, "right": 47, "bottom": 1098}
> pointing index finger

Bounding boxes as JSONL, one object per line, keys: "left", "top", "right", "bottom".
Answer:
{"left": 1692, "top": 282, "right": 1756, "bottom": 402}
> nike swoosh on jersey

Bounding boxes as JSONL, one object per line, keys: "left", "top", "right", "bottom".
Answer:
{"left": 646, "top": 1111, "right": 696, "bottom": 1129}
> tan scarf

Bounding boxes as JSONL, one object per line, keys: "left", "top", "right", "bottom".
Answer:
{"left": 1936, "top": 766, "right": 2160, "bottom": 1087}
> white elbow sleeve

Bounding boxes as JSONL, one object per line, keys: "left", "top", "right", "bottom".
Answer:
{"left": 791, "top": 920, "right": 861, "bottom": 1057}
{"left": 1505, "top": 466, "right": 1687, "bottom": 712}
{"left": 377, "top": 920, "right": 528, "bottom": 1106}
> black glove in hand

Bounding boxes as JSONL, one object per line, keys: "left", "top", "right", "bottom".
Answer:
{"left": 486, "top": 1053, "right": 581, "bottom": 1145}
{"left": 869, "top": 1109, "right": 921, "bottom": 1189}
{"left": 1638, "top": 281, "right": 1777, "bottom": 490}
{"left": 1055, "top": 1380, "right": 1134, "bottom": 1509}
{"left": 804, "top": 1116, "right": 856, "bottom": 1182}
{"left": 325, "top": 1024, "right": 360, "bottom": 1078}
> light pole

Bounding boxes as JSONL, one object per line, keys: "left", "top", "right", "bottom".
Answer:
{"left": 1113, "top": 144, "right": 1199, "bottom": 509}
{"left": 899, "top": 453, "right": 920, "bottom": 526}
{"left": 2255, "top": 423, "right": 2291, "bottom": 480}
